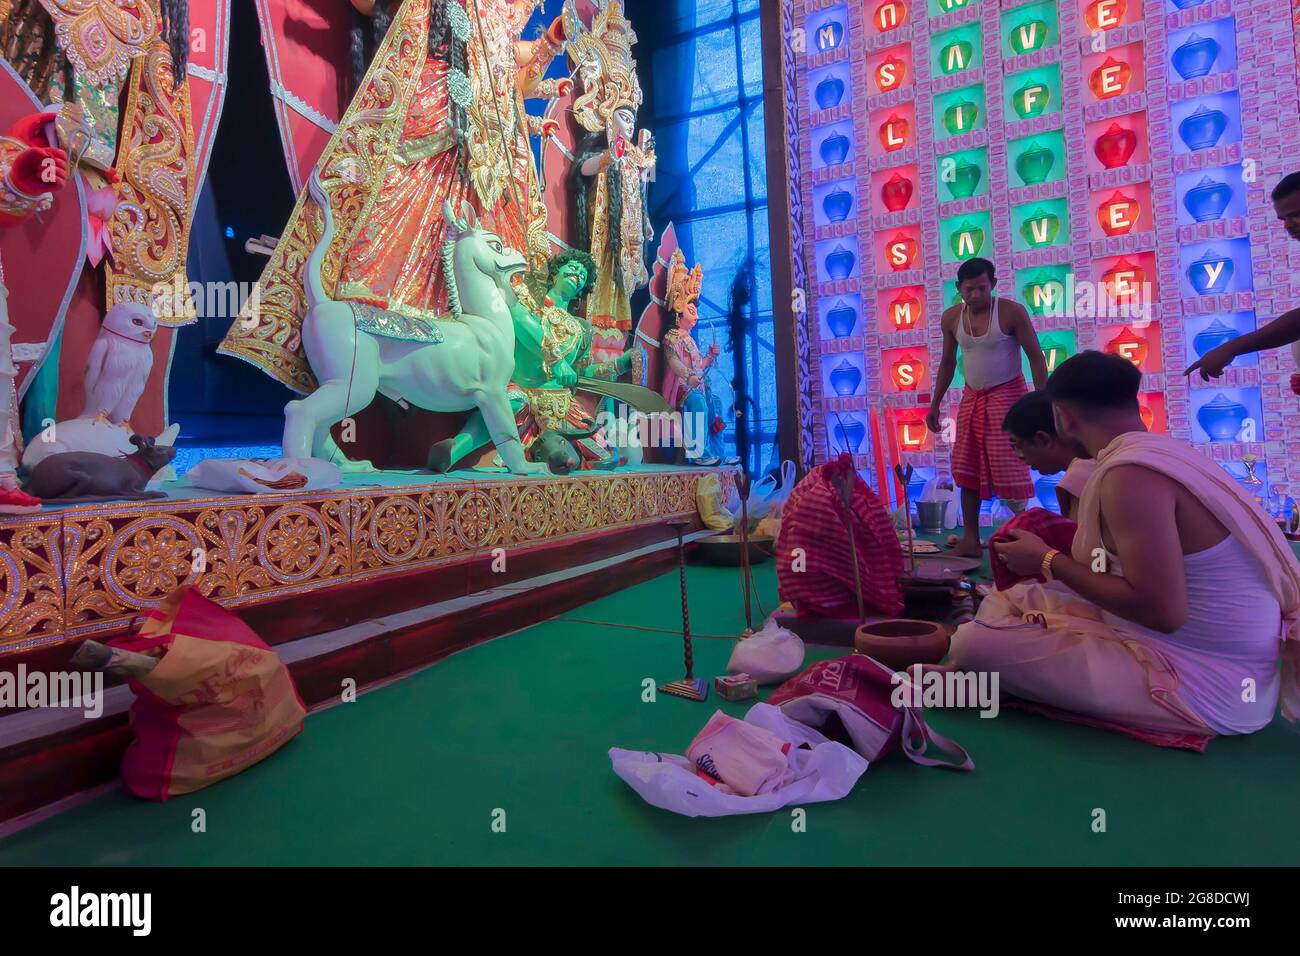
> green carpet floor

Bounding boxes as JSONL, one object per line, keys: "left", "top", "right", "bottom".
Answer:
{"left": 2, "top": 550, "right": 1298, "bottom": 866}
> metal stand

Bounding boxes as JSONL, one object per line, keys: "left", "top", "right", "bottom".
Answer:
{"left": 660, "top": 521, "right": 709, "bottom": 701}
{"left": 895, "top": 463, "right": 917, "bottom": 576}
{"left": 738, "top": 469, "right": 755, "bottom": 637}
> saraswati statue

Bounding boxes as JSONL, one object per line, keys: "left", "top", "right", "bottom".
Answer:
{"left": 220, "top": 0, "right": 569, "bottom": 396}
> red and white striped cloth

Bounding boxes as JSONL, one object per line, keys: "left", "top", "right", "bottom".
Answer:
{"left": 988, "top": 507, "right": 1079, "bottom": 591}
{"left": 950, "top": 376, "right": 1034, "bottom": 500}
{"left": 775, "top": 455, "right": 904, "bottom": 619}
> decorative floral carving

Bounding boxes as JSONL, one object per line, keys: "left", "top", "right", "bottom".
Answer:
{"left": 260, "top": 507, "right": 328, "bottom": 582}
{"left": 0, "top": 472, "right": 723, "bottom": 652}
{"left": 369, "top": 498, "right": 425, "bottom": 563}
{"left": 105, "top": 518, "right": 201, "bottom": 605}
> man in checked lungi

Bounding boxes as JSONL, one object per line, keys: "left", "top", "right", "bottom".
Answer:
{"left": 925, "top": 258, "right": 1049, "bottom": 558}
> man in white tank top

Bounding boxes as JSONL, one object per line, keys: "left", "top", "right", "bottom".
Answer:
{"left": 1185, "top": 172, "right": 1300, "bottom": 395}
{"left": 950, "top": 352, "right": 1300, "bottom": 739}
{"left": 926, "top": 258, "right": 1049, "bottom": 557}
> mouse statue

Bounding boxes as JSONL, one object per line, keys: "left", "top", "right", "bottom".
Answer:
{"left": 25, "top": 435, "right": 177, "bottom": 503}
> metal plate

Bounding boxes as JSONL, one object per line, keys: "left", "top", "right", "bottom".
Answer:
{"left": 910, "top": 554, "right": 983, "bottom": 579}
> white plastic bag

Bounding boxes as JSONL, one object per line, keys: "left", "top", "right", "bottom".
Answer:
{"left": 726, "top": 617, "right": 805, "bottom": 684}
{"left": 746, "top": 459, "right": 796, "bottom": 523}
{"left": 919, "top": 475, "right": 960, "bottom": 530}
{"left": 609, "top": 703, "right": 868, "bottom": 818}
{"left": 187, "top": 457, "right": 343, "bottom": 494}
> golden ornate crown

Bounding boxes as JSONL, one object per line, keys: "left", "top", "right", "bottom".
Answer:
{"left": 666, "top": 249, "right": 703, "bottom": 315}
{"left": 568, "top": 0, "right": 643, "bottom": 134}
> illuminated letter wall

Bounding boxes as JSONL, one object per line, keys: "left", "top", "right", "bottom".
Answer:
{"left": 784, "top": 0, "right": 1300, "bottom": 510}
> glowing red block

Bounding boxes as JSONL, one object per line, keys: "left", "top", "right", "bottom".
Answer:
{"left": 1085, "top": 0, "right": 1126, "bottom": 33}
{"left": 884, "top": 233, "right": 919, "bottom": 271}
{"left": 1097, "top": 190, "right": 1139, "bottom": 235}
{"left": 873, "top": 0, "right": 908, "bottom": 32}
{"left": 876, "top": 55, "right": 907, "bottom": 92}
{"left": 890, "top": 354, "right": 926, "bottom": 391}
{"left": 1095, "top": 123, "right": 1138, "bottom": 169}
{"left": 888, "top": 289, "right": 921, "bottom": 329}
{"left": 1089, "top": 57, "right": 1132, "bottom": 99}
{"left": 1104, "top": 326, "right": 1148, "bottom": 367}
{"left": 1102, "top": 258, "right": 1147, "bottom": 306}
{"left": 878, "top": 113, "right": 910, "bottom": 152}
{"left": 881, "top": 173, "right": 914, "bottom": 212}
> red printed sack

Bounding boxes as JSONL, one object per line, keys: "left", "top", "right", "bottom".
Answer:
{"left": 108, "top": 588, "right": 307, "bottom": 800}
{"left": 767, "top": 654, "right": 974, "bottom": 769}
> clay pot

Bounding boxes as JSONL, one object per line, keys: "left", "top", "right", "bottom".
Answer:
{"left": 854, "top": 619, "right": 949, "bottom": 670}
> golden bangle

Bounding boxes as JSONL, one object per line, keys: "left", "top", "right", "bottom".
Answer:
{"left": 1041, "top": 548, "right": 1060, "bottom": 581}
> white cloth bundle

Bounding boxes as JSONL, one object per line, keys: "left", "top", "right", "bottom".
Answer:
{"left": 187, "top": 457, "right": 342, "bottom": 494}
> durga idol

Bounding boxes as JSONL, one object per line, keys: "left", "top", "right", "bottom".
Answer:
{"left": 222, "top": 0, "right": 573, "bottom": 394}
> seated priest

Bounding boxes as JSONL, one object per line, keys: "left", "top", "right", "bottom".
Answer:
{"left": 949, "top": 351, "right": 1300, "bottom": 738}
{"left": 986, "top": 390, "right": 1095, "bottom": 591}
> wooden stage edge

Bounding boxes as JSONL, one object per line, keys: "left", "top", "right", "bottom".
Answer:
{"left": 0, "top": 465, "right": 737, "bottom": 656}
{"left": 0, "top": 496, "right": 733, "bottom": 828}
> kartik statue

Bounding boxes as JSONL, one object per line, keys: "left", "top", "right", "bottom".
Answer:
{"left": 661, "top": 249, "right": 731, "bottom": 466}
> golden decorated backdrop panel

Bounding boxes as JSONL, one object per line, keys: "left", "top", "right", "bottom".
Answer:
{"left": 0, "top": 515, "right": 65, "bottom": 648}
{"left": 0, "top": 470, "right": 727, "bottom": 652}
{"left": 60, "top": 495, "right": 351, "bottom": 638}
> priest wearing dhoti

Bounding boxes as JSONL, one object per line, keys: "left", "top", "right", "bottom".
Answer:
{"left": 950, "top": 351, "right": 1300, "bottom": 740}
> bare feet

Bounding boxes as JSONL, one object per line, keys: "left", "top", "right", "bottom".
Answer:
{"left": 951, "top": 535, "right": 984, "bottom": 558}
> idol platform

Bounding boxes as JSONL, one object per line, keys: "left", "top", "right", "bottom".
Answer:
{"left": 0, "top": 464, "right": 735, "bottom": 826}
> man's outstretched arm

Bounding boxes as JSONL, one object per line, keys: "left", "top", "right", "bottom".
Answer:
{"left": 1186, "top": 306, "right": 1300, "bottom": 379}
